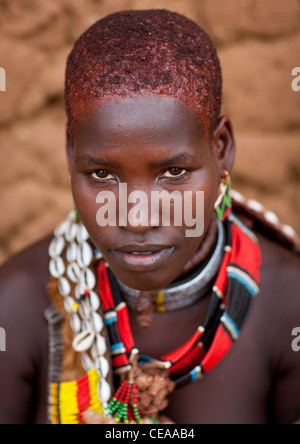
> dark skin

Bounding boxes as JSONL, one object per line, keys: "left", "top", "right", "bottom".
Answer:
{"left": 0, "top": 96, "right": 300, "bottom": 424}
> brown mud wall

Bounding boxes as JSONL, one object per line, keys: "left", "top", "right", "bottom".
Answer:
{"left": 0, "top": 0, "right": 299, "bottom": 265}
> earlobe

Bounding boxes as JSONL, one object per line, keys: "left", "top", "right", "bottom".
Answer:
{"left": 66, "top": 130, "right": 75, "bottom": 175}
{"left": 212, "top": 115, "right": 236, "bottom": 175}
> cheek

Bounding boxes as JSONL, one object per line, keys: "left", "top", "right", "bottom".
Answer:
{"left": 72, "top": 179, "right": 104, "bottom": 241}
{"left": 189, "top": 171, "right": 219, "bottom": 229}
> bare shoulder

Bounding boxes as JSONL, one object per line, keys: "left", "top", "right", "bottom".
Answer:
{"left": 258, "top": 232, "right": 300, "bottom": 316}
{"left": 0, "top": 236, "right": 51, "bottom": 356}
{"left": 256, "top": 233, "right": 300, "bottom": 423}
{"left": 0, "top": 235, "right": 53, "bottom": 423}
{"left": 0, "top": 234, "right": 52, "bottom": 309}
{"left": 0, "top": 235, "right": 52, "bottom": 371}
{"left": 257, "top": 232, "right": 300, "bottom": 341}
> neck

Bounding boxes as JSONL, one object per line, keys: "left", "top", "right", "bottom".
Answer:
{"left": 117, "top": 218, "right": 225, "bottom": 321}
{"left": 176, "top": 215, "right": 219, "bottom": 281}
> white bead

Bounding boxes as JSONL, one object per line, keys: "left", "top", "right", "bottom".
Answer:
{"left": 95, "top": 250, "right": 103, "bottom": 260}
{"left": 66, "top": 242, "right": 78, "bottom": 263}
{"left": 230, "top": 190, "right": 246, "bottom": 204}
{"left": 95, "top": 357, "right": 109, "bottom": 379}
{"left": 264, "top": 211, "right": 279, "bottom": 225}
{"left": 77, "top": 242, "right": 94, "bottom": 268}
{"left": 282, "top": 224, "right": 297, "bottom": 238}
{"left": 49, "top": 257, "right": 65, "bottom": 278}
{"left": 247, "top": 199, "right": 264, "bottom": 213}
{"left": 58, "top": 277, "right": 71, "bottom": 297}
{"left": 49, "top": 236, "right": 65, "bottom": 259}
{"left": 80, "top": 268, "right": 96, "bottom": 291}
{"left": 77, "top": 223, "right": 90, "bottom": 244}
{"left": 72, "top": 330, "right": 95, "bottom": 353}
{"left": 97, "top": 379, "right": 111, "bottom": 404}
{"left": 67, "top": 262, "right": 81, "bottom": 283}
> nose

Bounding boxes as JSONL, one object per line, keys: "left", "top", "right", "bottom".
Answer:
{"left": 117, "top": 183, "right": 160, "bottom": 235}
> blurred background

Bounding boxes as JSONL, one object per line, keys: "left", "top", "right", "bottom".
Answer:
{"left": 0, "top": 0, "right": 299, "bottom": 266}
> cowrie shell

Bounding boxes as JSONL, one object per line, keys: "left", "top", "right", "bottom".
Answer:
{"left": 79, "top": 300, "right": 92, "bottom": 320}
{"left": 92, "top": 311, "right": 104, "bottom": 333}
{"left": 89, "top": 291, "right": 100, "bottom": 311}
{"left": 77, "top": 223, "right": 90, "bottom": 244}
{"left": 77, "top": 242, "right": 93, "bottom": 268}
{"left": 80, "top": 268, "right": 96, "bottom": 290}
{"left": 66, "top": 242, "right": 78, "bottom": 263}
{"left": 49, "top": 236, "right": 65, "bottom": 259}
{"left": 72, "top": 330, "right": 95, "bottom": 353}
{"left": 75, "top": 288, "right": 100, "bottom": 312}
{"left": 95, "top": 357, "right": 109, "bottom": 379}
{"left": 74, "top": 284, "right": 82, "bottom": 301}
{"left": 81, "top": 353, "right": 94, "bottom": 373}
{"left": 91, "top": 334, "right": 107, "bottom": 359}
{"left": 68, "top": 211, "right": 76, "bottom": 222}
{"left": 64, "top": 296, "right": 78, "bottom": 314}
{"left": 70, "top": 314, "right": 81, "bottom": 333}
{"left": 67, "top": 262, "right": 81, "bottom": 283}
{"left": 58, "top": 276, "right": 71, "bottom": 297}
{"left": 49, "top": 257, "right": 65, "bottom": 278}
{"left": 54, "top": 219, "right": 71, "bottom": 237}
{"left": 98, "top": 379, "right": 111, "bottom": 404}
{"left": 65, "top": 222, "right": 78, "bottom": 242}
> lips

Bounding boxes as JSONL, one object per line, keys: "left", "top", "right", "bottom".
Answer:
{"left": 110, "top": 244, "right": 175, "bottom": 272}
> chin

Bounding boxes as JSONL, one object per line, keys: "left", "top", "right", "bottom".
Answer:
{"left": 110, "top": 267, "right": 177, "bottom": 292}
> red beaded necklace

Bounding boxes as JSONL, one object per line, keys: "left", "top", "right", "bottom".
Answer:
{"left": 96, "top": 214, "right": 262, "bottom": 423}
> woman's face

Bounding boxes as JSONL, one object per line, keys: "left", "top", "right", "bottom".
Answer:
{"left": 68, "top": 96, "right": 222, "bottom": 291}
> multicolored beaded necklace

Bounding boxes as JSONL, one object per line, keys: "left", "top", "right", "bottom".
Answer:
{"left": 95, "top": 212, "right": 261, "bottom": 423}
{"left": 47, "top": 187, "right": 262, "bottom": 424}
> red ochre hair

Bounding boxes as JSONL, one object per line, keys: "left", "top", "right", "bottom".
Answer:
{"left": 65, "top": 9, "right": 222, "bottom": 138}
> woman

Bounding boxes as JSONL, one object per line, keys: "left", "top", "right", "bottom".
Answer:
{"left": 0, "top": 9, "right": 300, "bottom": 425}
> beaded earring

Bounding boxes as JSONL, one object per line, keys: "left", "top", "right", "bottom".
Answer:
{"left": 214, "top": 170, "right": 232, "bottom": 221}
{"left": 74, "top": 203, "right": 80, "bottom": 223}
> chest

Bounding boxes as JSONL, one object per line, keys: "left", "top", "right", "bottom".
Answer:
{"left": 128, "top": 298, "right": 271, "bottom": 424}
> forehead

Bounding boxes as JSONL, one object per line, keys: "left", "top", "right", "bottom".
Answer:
{"left": 73, "top": 96, "right": 207, "bottom": 144}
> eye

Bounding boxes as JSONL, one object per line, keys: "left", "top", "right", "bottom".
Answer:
{"left": 162, "top": 168, "right": 188, "bottom": 178}
{"left": 90, "top": 170, "right": 114, "bottom": 181}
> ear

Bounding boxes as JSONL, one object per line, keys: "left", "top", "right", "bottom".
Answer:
{"left": 211, "top": 115, "right": 236, "bottom": 175}
{"left": 66, "top": 129, "right": 74, "bottom": 175}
